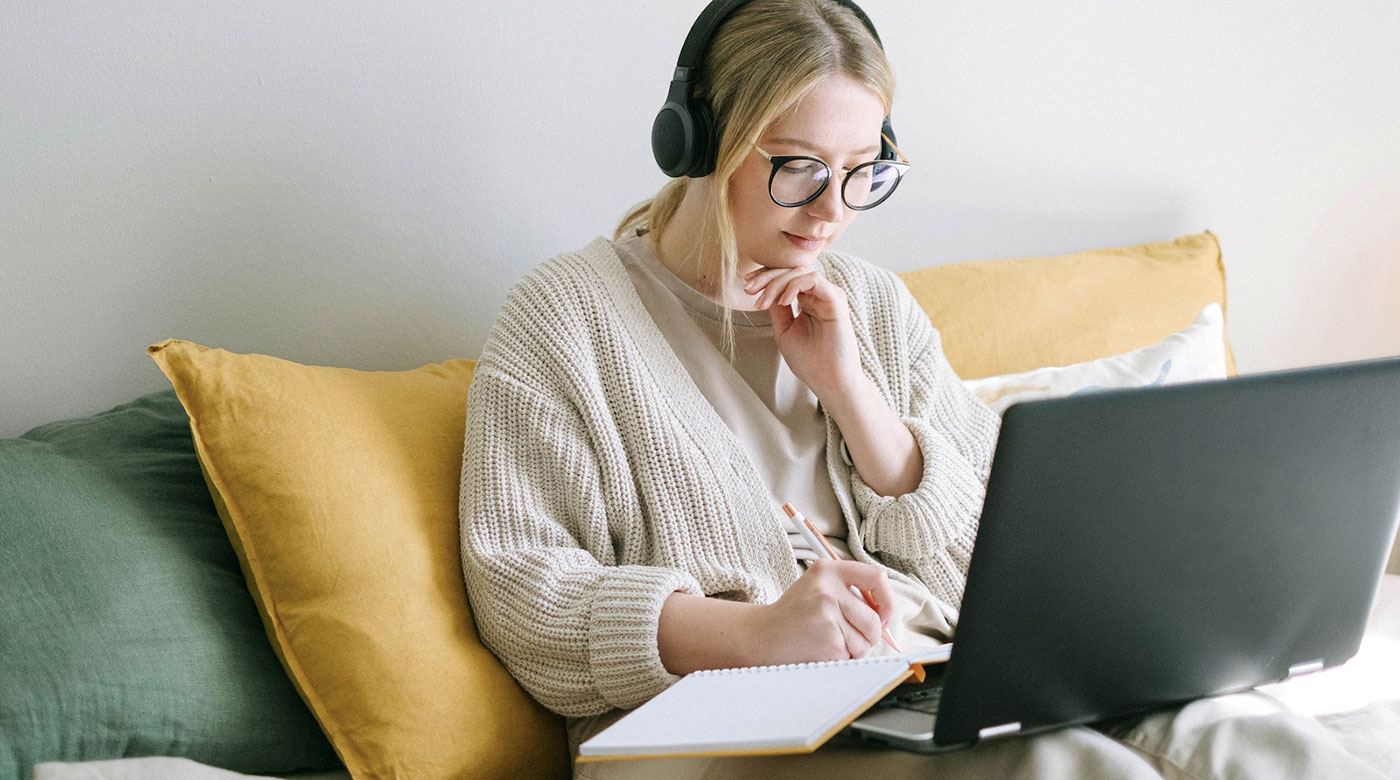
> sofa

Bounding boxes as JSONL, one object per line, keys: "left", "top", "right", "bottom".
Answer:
{"left": 3, "top": 231, "right": 1397, "bottom": 780}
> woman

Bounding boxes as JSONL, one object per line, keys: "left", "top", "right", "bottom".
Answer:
{"left": 459, "top": 1, "right": 1385, "bottom": 777}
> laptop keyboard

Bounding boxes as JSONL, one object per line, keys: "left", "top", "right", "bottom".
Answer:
{"left": 888, "top": 685, "right": 943, "bottom": 715}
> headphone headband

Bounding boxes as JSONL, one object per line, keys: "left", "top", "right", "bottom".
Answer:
{"left": 674, "top": 0, "right": 751, "bottom": 76}
{"left": 652, "top": 0, "right": 896, "bottom": 179}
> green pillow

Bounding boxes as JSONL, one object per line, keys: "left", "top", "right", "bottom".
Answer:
{"left": 0, "top": 390, "right": 340, "bottom": 779}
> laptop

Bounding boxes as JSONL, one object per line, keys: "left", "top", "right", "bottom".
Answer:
{"left": 845, "top": 356, "right": 1400, "bottom": 752}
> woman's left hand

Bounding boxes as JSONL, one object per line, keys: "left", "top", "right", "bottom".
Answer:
{"left": 744, "top": 264, "right": 863, "bottom": 399}
{"left": 746, "top": 263, "right": 925, "bottom": 497}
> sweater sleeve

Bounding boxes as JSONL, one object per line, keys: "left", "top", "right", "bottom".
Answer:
{"left": 459, "top": 367, "right": 703, "bottom": 717}
{"left": 847, "top": 278, "right": 1001, "bottom": 610}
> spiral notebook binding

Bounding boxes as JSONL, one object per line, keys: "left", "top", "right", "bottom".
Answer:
{"left": 690, "top": 655, "right": 904, "bottom": 677}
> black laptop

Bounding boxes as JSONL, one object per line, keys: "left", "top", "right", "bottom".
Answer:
{"left": 846, "top": 356, "right": 1400, "bottom": 752}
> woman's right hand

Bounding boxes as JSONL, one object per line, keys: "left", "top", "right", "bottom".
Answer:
{"left": 740, "top": 559, "right": 897, "bottom": 666}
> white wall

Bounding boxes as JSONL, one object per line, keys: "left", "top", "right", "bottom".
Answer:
{"left": 3, "top": 0, "right": 1399, "bottom": 436}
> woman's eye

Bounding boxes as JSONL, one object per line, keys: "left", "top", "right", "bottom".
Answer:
{"left": 780, "top": 161, "right": 824, "bottom": 177}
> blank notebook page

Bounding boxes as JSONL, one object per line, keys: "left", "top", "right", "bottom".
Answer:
{"left": 577, "top": 655, "right": 915, "bottom": 759}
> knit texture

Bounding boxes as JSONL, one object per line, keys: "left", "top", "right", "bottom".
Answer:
{"left": 459, "top": 236, "right": 1000, "bottom": 717}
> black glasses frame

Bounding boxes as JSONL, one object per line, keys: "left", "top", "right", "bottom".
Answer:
{"left": 754, "top": 137, "right": 910, "bottom": 211}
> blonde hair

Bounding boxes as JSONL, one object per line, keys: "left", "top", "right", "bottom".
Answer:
{"left": 615, "top": 0, "right": 895, "bottom": 355}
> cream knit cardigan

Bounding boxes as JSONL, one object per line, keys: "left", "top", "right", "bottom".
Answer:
{"left": 459, "top": 237, "right": 1000, "bottom": 717}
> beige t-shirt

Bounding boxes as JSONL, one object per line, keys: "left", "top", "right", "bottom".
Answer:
{"left": 613, "top": 230, "right": 951, "bottom": 650}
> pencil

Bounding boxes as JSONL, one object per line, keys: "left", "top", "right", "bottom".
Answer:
{"left": 781, "top": 502, "right": 902, "bottom": 654}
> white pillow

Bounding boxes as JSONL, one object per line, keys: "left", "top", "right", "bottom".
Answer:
{"left": 964, "top": 303, "right": 1228, "bottom": 415}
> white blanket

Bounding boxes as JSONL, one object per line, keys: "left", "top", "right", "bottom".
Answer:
{"left": 34, "top": 577, "right": 1400, "bottom": 780}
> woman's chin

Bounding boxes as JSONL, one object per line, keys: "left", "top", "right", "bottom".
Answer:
{"left": 772, "top": 241, "right": 826, "bottom": 266}
{"left": 741, "top": 239, "right": 826, "bottom": 274}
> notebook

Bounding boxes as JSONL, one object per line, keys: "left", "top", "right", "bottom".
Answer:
{"left": 576, "top": 647, "right": 951, "bottom": 761}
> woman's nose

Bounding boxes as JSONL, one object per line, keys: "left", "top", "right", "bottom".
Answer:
{"left": 805, "top": 177, "right": 846, "bottom": 223}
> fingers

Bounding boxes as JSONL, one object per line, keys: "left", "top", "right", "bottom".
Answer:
{"left": 774, "top": 273, "right": 820, "bottom": 308}
{"left": 743, "top": 264, "right": 852, "bottom": 320}
{"left": 822, "top": 560, "right": 896, "bottom": 629}
{"left": 803, "top": 559, "right": 895, "bottom": 655}
{"left": 835, "top": 588, "right": 881, "bottom": 657}
{"left": 750, "top": 267, "right": 820, "bottom": 310}
{"left": 837, "top": 610, "right": 873, "bottom": 659}
{"left": 862, "top": 578, "right": 898, "bottom": 632}
{"left": 742, "top": 265, "right": 782, "bottom": 288}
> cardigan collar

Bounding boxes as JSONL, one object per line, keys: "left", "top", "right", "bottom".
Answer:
{"left": 573, "top": 233, "right": 852, "bottom": 585}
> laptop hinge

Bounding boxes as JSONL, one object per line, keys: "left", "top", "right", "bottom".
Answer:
{"left": 978, "top": 722, "right": 1022, "bottom": 740}
{"left": 1287, "top": 659, "right": 1326, "bottom": 678}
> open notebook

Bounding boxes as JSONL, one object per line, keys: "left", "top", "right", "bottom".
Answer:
{"left": 576, "top": 646, "right": 950, "bottom": 762}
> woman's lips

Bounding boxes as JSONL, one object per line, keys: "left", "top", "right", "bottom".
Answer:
{"left": 784, "top": 232, "right": 828, "bottom": 251}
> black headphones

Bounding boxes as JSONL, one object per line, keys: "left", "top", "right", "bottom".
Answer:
{"left": 651, "top": 0, "right": 898, "bottom": 179}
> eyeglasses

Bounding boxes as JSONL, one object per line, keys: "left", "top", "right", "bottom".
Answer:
{"left": 753, "top": 134, "right": 910, "bottom": 211}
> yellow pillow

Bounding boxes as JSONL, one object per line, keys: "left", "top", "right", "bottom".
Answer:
{"left": 147, "top": 340, "right": 568, "bottom": 780}
{"left": 899, "top": 231, "right": 1236, "bottom": 380}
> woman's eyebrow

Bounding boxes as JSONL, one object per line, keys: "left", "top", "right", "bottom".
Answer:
{"left": 766, "top": 136, "right": 882, "bottom": 157}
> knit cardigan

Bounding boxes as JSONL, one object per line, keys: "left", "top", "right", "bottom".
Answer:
{"left": 458, "top": 236, "right": 1001, "bottom": 717}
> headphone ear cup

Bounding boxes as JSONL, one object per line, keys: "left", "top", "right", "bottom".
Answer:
{"left": 652, "top": 99, "right": 697, "bottom": 178}
{"left": 684, "top": 98, "right": 716, "bottom": 178}
{"left": 879, "top": 118, "right": 898, "bottom": 161}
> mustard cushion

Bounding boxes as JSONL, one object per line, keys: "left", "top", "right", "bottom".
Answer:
{"left": 147, "top": 340, "right": 568, "bottom": 780}
{"left": 898, "top": 231, "right": 1235, "bottom": 380}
